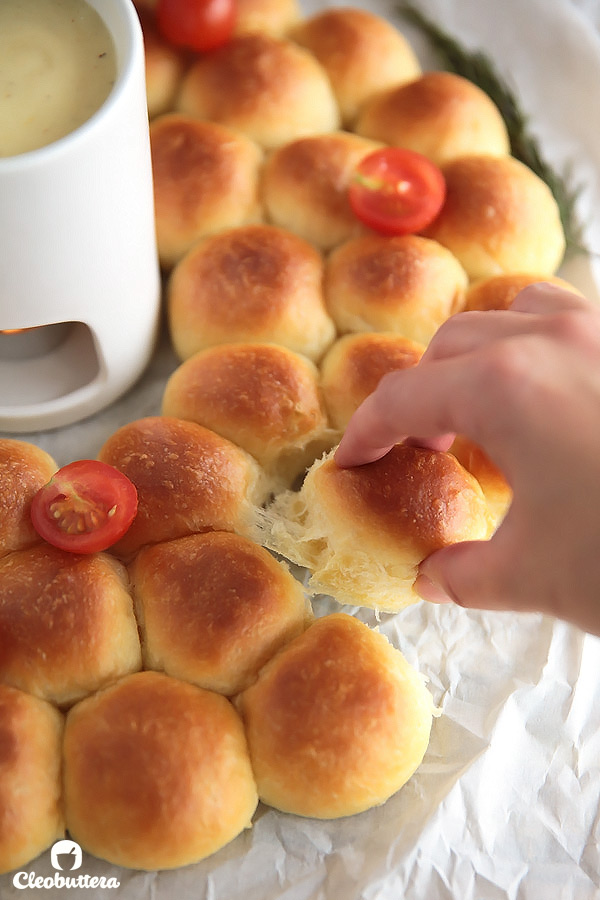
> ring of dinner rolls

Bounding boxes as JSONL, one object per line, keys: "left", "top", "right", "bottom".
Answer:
{"left": 167, "top": 224, "right": 336, "bottom": 362}
{"left": 355, "top": 71, "right": 510, "bottom": 165}
{"left": 129, "top": 531, "right": 311, "bottom": 695}
{"left": 0, "top": 545, "right": 142, "bottom": 707}
{"left": 176, "top": 33, "right": 340, "bottom": 149}
{"left": 150, "top": 115, "right": 263, "bottom": 269}
{"left": 0, "top": 439, "right": 57, "bottom": 558}
{"left": 422, "top": 155, "right": 566, "bottom": 279}
{"left": 0, "top": 685, "right": 64, "bottom": 875}
{"left": 98, "top": 417, "right": 268, "bottom": 559}
{"left": 252, "top": 444, "right": 494, "bottom": 611}
{"left": 290, "top": 7, "right": 421, "bottom": 126}
{"left": 324, "top": 234, "right": 468, "bottom": 344}
{"left": 63, "top": 671, "right": 258, "bottom": 870}
{"left": 237, "top": 613, "right": 437, "bottom": 819}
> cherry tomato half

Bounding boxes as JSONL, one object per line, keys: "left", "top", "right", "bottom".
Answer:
{"left": 156, "top": 0, "right": 236, "bottom": 53}
{"left": 31, "top": 460, "right": 138, "bottom": 554}
{"left": 348, "top": 148, "right": 446, "bottom": 237}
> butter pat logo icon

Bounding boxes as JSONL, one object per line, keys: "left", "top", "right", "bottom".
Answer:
{"left": 50, "top": 840, "right": 83, "bottom": 872}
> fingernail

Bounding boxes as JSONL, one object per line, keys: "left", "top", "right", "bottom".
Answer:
{"left": 414, "top": 573, "right": 453, "bottom": 604}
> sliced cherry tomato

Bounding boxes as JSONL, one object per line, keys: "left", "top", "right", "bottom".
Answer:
{"left": 156, "top": 0, "right": 236, "bottom": 53}
{"left": 349, "top": 148, "right": 446, "bottom": 237}
{"left": 31, "top": 460, "right": 138, "bottom": 554}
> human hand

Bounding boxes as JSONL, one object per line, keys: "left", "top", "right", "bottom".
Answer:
{"left": 335, "top": 282, "right": 600, "bottom": 635}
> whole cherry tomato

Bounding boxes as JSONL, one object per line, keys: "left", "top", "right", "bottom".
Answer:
{"left": 349, "top": 147, "right": 446, "bottom": 236}
{"left": 156, "top": 0, "right": 236, "bottom": 53}
{"left": 31, "top": 460, "right": 138, "bottom": 554}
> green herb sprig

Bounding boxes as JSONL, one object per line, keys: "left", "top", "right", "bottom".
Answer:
{"left": 396, "top": 2, "right": 590, "bottom": 257}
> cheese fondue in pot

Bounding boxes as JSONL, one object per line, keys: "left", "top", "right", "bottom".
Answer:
{"left": 0, "top": 0, "right": 117, "bottom": 157}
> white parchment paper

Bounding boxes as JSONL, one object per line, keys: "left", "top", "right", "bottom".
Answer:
{"left": 1, "top": 1, "right": 600, "bottom": 897}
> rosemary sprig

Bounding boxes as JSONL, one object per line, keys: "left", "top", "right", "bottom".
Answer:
{"left": 396, "top": 2, "right": 590, "bottom": 257}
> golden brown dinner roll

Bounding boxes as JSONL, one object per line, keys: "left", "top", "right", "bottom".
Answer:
{"left": 0, "top": 685, "right": 64, "bottom": 875}
{"left": 136, "top": 4, "right": 186, "bottom": 118}
{"left": 261, "top": 131, "right": 383, "bottom": 251}
{"left": 290, "top": 8, "right": 421, "bottom": 126}
{"left": 176, "top": 33, "right": 340, "bottom": 149}
{"left": 422, "top": 155, "right": 566, "bottom": 280}
{"left": 320, "top": 332, "right": 425, "bottom": 432}
{"left": 63, "top": 671, "right": 258, "bottom": 870}
{"left": 167, "top": 224, "right": 336, "bottom": 363}
{"left": 162, "top": 344, "right": 335, "bottom": 491}
{"left": 253, "top": 444, "right": 493, "bottom": 611}
{"left": 130, "top": 531, "right": 311, "bottom": 695}
{"left": 0, "top": 438, "right": 57, "bottom": 558}
{"left": 464, "top": 272, "right": 581, "bottom": 311}
{"left": 450, "top": 435, "right": 512, "bottom": 528}
{"left": 234, "top": 0, "right": 301, "bottom": 37}
{"left": 97, "top": 417, "right": 268, "bottom": 559}
{"left": 324, "top": 233, "right": 468, "bottom": 344}
{"left": 150, "top": 114, "right": 263, "bottom": 269}
{"left": 238, "top": 613, "right": 436, "bottom": 818}
{"left": 355, "top": 71, "right": 510, "bottom": 165}
{"left": 0, "top": 544, "right": 141, "bottom": 706}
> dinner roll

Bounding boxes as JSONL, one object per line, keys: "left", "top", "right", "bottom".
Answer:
{"left": 324, "top": 234, "right": 467, "bottom": 343}
{"left": 63, "top": 671, "right": 258, "bottom": 870}
{"left": 464, "top": 272, "right": 581, "bottom": 311}
{"left": 423, "top": 155, "right": 566, "bottom": 279}
{"left": 150, "top": 115, "right": 263, "bottom": 269}
{"left": 136, "top": 5, "right": 186, "bottom": 118}
{"left": 162, "top": 344, "right": 335, "bottom": 491}
{"left": 320, "top": 332, "right": 425, "bottom": 432}
{"left": 290, "top": 8, "right": 421, "bottom": 126}
{"left": 238, "top": 613, "right": 436, "bottom": 818}
{"left": 234, "top": 0, "right": 301, "bottom": 37}
{"left": 98, "top": 417, "right": 268, "bottom": 559}
{"left": 176, "top": 33, "right": 340, "bottom": 149}
{"left": 0, "top": 439, "right": 57, "bottom": 558}
{"left": 0, "top": 685, "right": 64, "bottom": 875}
{"left": 252, "top": 444, "right": 493, "bottom": 611}
{"left": 261, "top": 132, "right": 383, "bottom": 251}
{"left": 0, "top": 544, "right": 141, "bottom": 706}
{"left": 355, "top": 71, "right": 510, "bottom": 165}
{"left": 450, "top": 435, "right": 512, "bottom": 528}
{"left": 167, "top": 224, "right": 335, "bottom": 363}
{"left": 130, "top": 531, "right": 311, "bottom": 695}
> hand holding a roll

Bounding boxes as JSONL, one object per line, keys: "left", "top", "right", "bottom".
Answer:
{"left": 336, "top": 282, "right": 600, "bottom": 636}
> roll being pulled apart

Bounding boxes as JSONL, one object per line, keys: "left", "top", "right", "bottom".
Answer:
{"left": 251, "top": 444, "right": 494, "bottom": 612}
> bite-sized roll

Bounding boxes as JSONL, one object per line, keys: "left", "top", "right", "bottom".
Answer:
{"left": 234, "top": 0, "right": 301, "bottom": 37}
{"left": 167, "top": 224, "right": 336, "bottom": 363}
{"left": 355, "top": 71, "right": 510, "bottom": 165}
{"left": 63, "top": 671, "right": 258, "bottom": 870}
{"left": 450, "top": 435, "right": 512, "bottom": 528}
{"left": 97, "top": 417, "right": 268, "bottom": 559}
{"left": 290, "top": 8, "right": 421, "bottom": 126}
{"left": 0, "top": 545, "right": 141, "bottom": 707}
{"left": 324, "top": 233, "right": 467, "bottom": 344}
{"left": 0, "top": 438, "right": 57, "bottom": 558}
{"left": 320, "top": 332, "right": 425, "bottom": 432}
{"left": 135, "top": 4, "right": 186, "bottom": 118}
{"left": 422, "top": 155, "right": 566, "bottom": 279}
{"left": 150, "top": 115, "right": 263, "bottom": 269}
{"left": 176, "top": 33, "right": 340, "bottom": 149}
{"left": 162, "top": 344, "right": 335, "bottom": 491}
{"left": 261, "top": 131, "right": 383, "bottom": 251}
{"left": 237, "top": 613, "right": 436, "bottom": 819}
{"left": 130, "top": 531, "right": 311, "bottom": 696}
{"left": 464, "top": 272, "right": 581, "bottom": 311}
{"left": 0, "top": 685, "right": 64, "bottom": 875}
{"left": 252, "top": 444, "right": 493, "bottom": 611}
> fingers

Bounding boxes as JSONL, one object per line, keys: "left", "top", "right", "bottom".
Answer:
{"left": 510, "top": 281, "right": 588, "bottom": 314}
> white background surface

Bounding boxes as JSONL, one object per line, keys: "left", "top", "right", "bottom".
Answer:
{"left": 2, "top": 1, "right": 600, "bottom": 898}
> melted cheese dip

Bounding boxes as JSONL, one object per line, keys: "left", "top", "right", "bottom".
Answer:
{"left": 0, "top": 0, "right": 117, "bottom": 157}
